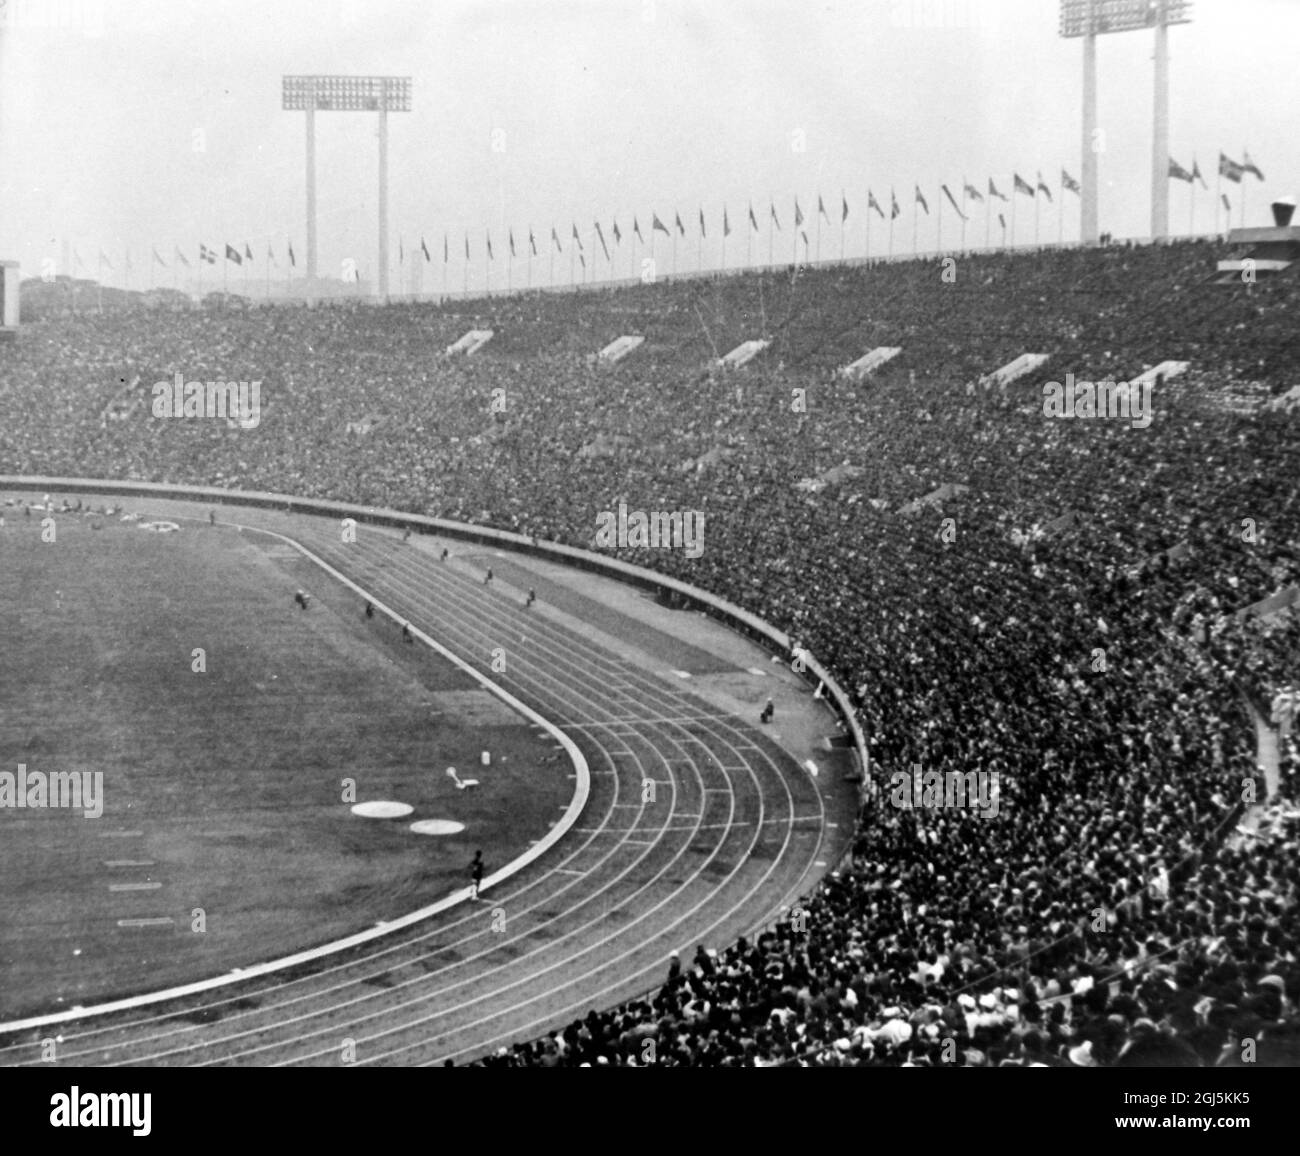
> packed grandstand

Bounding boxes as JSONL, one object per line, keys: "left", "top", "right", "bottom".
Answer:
{"left": 3, "top": 235, "right": 1298, "bottom": 1067}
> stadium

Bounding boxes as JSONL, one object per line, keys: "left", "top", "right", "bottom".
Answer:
{"left": 1, "top": 0, "right": 1298, "bottom": 1105}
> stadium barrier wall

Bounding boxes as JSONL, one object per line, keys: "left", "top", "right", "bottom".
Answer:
{"left": 1, "top": 475, "right": 869, "bottom": 832}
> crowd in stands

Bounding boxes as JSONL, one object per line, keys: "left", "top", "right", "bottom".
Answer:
{"left": 3, "top": 236, "right": 1298, "bottom": 1066}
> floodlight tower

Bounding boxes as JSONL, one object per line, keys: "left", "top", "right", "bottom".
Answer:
{"left": 1059, "top": 1, "right": 1193, "bottom": 243}
{"left": 282, "top": 75, "right": 412, "bottom": 297}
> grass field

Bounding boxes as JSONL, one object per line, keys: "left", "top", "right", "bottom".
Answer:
{"left": 0, "top": 503, "right": 571, "bottom": 1019}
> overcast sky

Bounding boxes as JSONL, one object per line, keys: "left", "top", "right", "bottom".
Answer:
{"left": 1, "top": 0, "right": 1294, "bottom": 289}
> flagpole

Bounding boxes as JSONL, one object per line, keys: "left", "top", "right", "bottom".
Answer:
{"left": 1216, "top": 166, "right": 1221, "bottom": 236}
{"left": 937, "top": 186, "right": 942, "bottom": 253}
{"left": 912, "top": 196, "right": 918, "bottom": 256}
{"left": 1011, "top": 189, "right": 1017, "bottom": 249}
{"left": 985, "top": 193, "right": 991, "bottom": 249}
{"left": 866, "top": 199, "right": 871, "bottom": 260}
{"left": 1034, "top": 192, "right": 1040, "bottom": 247}
{"left": 792, "top": 198, "right": 798, "bottom": 265}
{"left": 768, "top": 202, "right": 773, "bottom": 268}
{"left": 1059, "top": 183, "right": 1064, "bottom": 246}
{"left": 816, "top": 207, "right": 821, "bottom": 265}
{"left": 266, "top": 238, "right": 271, "bottom": 299}
{"left": 722, "top": 212, "right": 727, "bottom": 273}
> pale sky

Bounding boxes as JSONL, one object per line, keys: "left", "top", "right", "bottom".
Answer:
{"left": 0, "top": 0, "right": 1295, "bottom": 289}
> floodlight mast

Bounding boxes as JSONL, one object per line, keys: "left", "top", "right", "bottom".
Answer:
{"left": 1059, "top": 1, "right": 1193, "bottom": 244}
{"left": 282, "top": 76, "right": 412, "bottom": 298}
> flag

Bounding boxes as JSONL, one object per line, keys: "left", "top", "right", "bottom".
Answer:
{"left": 1221, "top": 193, "right": 1231, "bottom": 213}
{"left": 225, "top": 243, "right": 242, "bottom": 264}
{"left": 287, "top": 240, "right": 296, "bottom": 267}
{"left": 1036, "top": 171, "right": 1053, "bottom": 201}
{"left": 800, "top": 229, "right": 809, "bottom": 249}
{"left": 1242, "top": 149, "right": 1265, "bottom": 180}
{"left": 1168, "top": 157, "right": 1194, "bottom": 183}
{"left": 652, "top": 213, "right": 669, "bottom": 236}
{"left": 868, "top": 190, "right": 884, "bottom": 219}
{"left": 818, "top": 194, "right": 829, "bottom": 222}
{"left": 399, "top": 237, "right": 404, "bottom": 264}
{"left": 486, "top": 231, "right": 493, "bottom": 260}
{"left": 153, "top": 248, "right": 166, "bottom": 267}
{"left": 99, "top": 250, "right": 112, "bottom": 269}
{"left": 914, "top": 186, "right": 929, "bottom": 214}
{"left": 552, "top": 225, "right": 563, "bottom": 251}
{"left": 941, "top": 184, "right": 966, "bottom": 220}
{"left": 795, "top": 198, "right": 805, "bottom": 227}
{"left": 73, "top": 248, "right": 84, "bottom": 269}
{"left": 465, "top": 234, "right": 470, "bottom": 260}
{"left": 841, "top": 193, "right": 849, "bottom": 222}
{"left": 1061, "top": 168, "right": 1081, "bottom": 195}
{"left": 579, "top": 253, "right": 586, "bottom": 270}
{"left": 770, "top": 202, "right": 781, "bottom": 230}
{"left": 199, "top": 244, "right": 215, "bottom": 265}
{"left": 529, "top": 228, "right": 538, "bottom": 256}
{"left": 748, "top": 202, "right": 758, "bottom": 231}
{"left": 267, "top": 243, "right": 277, "bottom": 266}
{"left": 421, "top": 236, "right": 431, "bottom": 262}
{"left": 174, "top": 246, "right": 190, "bottom": 267}
{"left": 964, "top": 181, "right": 984, "bottom": 203}
{"left": 698, "top": 207, "right": 706, "bottom": 238}
{"left": 1219, "top": 153, "right": 1245, "bottom": 183}
{"left": 244, "top": 242, "right": 253, "bottom": 261}
{"left": 613, "top": 220, "right": 622, "bottom": 244}
{"left": 595, "top": 220, "right": 609, "bottom": 259}
{"left": 509, "top": 228, "right": 516, "bottom": 258}
{"left": 998, "top": 212, "right": 1007, "bottom": 230}
{"left": 571, "top": 222, "right": 584, "bottom": 250}
{"left": 1013, "top": 173, "right": 1035, "bottom": 197}
{"left": 444, "top": 233, "right": 449, "bottom": 262}
{"left": 890, "top": 190, "right": 900, "bottom": 219}
{"left": 723, "top": 208, "right": 731, "bottom": 237}
{"left": 988, "top": 178, "right": 1008, "bottom": 202}
{"left": 1191, "top": 158, "right": 1208, "bottom": 189}
{"left": 634, "top": 216, "right": 645, "bottom": 242}
{"left": 674, "top": 211, "right": 685, "bottom": 236}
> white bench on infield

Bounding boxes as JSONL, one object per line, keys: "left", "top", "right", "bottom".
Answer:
{"left": 1130, "top": 360, "right": 1189, "bottom": 386}
{"left": 446, "top": 329, "right": 494, "bottom": 356}
{"left": 839, "top": 347, "right": 901, "bottom": 380}
{"left": 985, "top": 352, "right": 1048, "bottom": 386}
{"left": 717, "top": 339, "right": 770, "bottom": 369}
{"left": 598, "top": 335, "right": 645, "bottom": 364}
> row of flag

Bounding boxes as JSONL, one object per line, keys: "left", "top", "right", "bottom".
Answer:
{"left": 1167, "top": 152, "right": 1265, "bottom": 186}
{"left": 78, "top": 241, "right": 298, "bottom": 271}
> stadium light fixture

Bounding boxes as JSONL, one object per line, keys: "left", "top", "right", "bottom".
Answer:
{"left": 1059, "top": 1, "right": 1193, "bottom": 243}
{"left": 282, "top": 76, "right": 412, "bottom": 297}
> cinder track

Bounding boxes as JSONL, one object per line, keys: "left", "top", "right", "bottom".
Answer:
{"left": 1, "top": 504, "right": 839, "bottom": 1067}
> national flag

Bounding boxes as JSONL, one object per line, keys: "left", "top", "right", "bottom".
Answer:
{"left": 794, "top": 198, "right": 805, "bottom": 227}
{"left": 964, "top": 181, "right": 984, "bottom": 203}
{"left": 770, "top": 202, "right": 781, "bottom": 230}
{"left": 1219, "top": 153, "right": 1245, "bottom": 183}
{"left": 225, "top": 243, "right": 242, "bottom": 264}
{"left": 287, "top": 241, "right": 296, "bottom": 267}
{"left": 509, "top": 228, "right": 516, "bottom": 258}
{"left": 529, "top": 228, "right": 538, "bottom": 256}
{"left": 890, "top": 190, "right": 900, "bottom": 219}
{"left": 595, "top": 220, "right": 609, "bottom": 259}
{"left": 579, "top": 253, "right": 586, "bottom": 270}
{"left": 571, "top": 222, "right": 584, "bottom": 250}
{"left": 1036, "top": 171, "right": 1053, "bottom": 201}
{"left": 651, "top": 213, "right": 669, "bottom": 237}
{"left": 988, "top": 178, "right": 1008, "bottom": 202}
{"left": 152, "top": 248, "right": 166, "bottom": 267}
{"left": 552, "top": 225, "right": 563, "bottom": 251}
{"left": 1242, "top": 149, "right": 1265, "bottom": 180}
{"left": 1013, "top": 173, "right": 1035, "bottom": 198}
{"left": 998, "top": 212, "right": 1007, "bottom": 230}
{"left": 723, "top": 208, "right": 731, "bottom": 237}
{"left": 421, "top": 236, "right": 431, "bottom": 262}
{"left": 244, "top": 242, "right": 253, "bottom": 261}
{"left": 818, "top": 194, "right": 829, "bottom": 222}
{"left": 748, "top": 202, "right": 758, "bottom": 231}
{"left": 1191, "top": 159, "right": 1208, "bottom": 189}
{"left": 99, "top": 250, "right": 112, "bottom": 269}
{"left": 1221, "top": 193, "right": 1232, "bottom": 213}
{"left": 267, "top": 243, "right": 277, "bottom": 266}
{"left": 173, "top": 246, "right": 190, "bottom": 267}
{"left": 941, "top": 184, "right": 966, "bottom": 220}
{"left": 613, "top": 220, "right": 622, "bottom": 244}
{"left": 914, "top": 186, "right": 929, "bottom": 214}
{"left": 674, "top": 211, "right": 685, "bottom": 236}
{"left": 868, "top": 190, "right": 884, "bottom": 219}
{"left": 1061, "top": 168, "right": 1081, "bottom": 195}
{"left": 198, "top": 244, "right": 213, "bottom": 265}
{"left": 1168, "top": 157, "right": 1194, "bottom": 183}
{"left": 841, "top": 192, "right": 849, "bottom": 222}
{"left": 800, "top": 229, "right": 809, "bottom": 249}
{"left": 698, "top": 207, "right": 706, "bottom": 238}
{"left": 487, "top": 231, "right": 494, "bottom": 260}
{"left": 465, "top": 234, "right": 470, "bottom": 260}
{"left": 634, "top": 217, "right": 645, "bottom": 242}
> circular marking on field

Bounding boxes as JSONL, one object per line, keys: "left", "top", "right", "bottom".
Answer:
{"left": 351, "top": 801, "right": 414, "bottom": 819}
{"left": 139, "top": 520, "right": 181, "bottom": 533}
{"left": 409, "top": 819, "right": 466, "bottom": 836}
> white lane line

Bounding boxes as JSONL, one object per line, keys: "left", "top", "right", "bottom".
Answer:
{"left": 104, "top": 860, "right": 155, "bottom": 868}
{"left": 108, "top": 882, "right": 161, "bottom": 892}
{"left": 99, "top": 831, "right": 144, "bottom": 838}
{"left": 116, "top": 918, "right": 174, "bottom": 929}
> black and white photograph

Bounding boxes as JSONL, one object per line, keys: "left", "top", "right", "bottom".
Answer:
{"left": 0, "top": 0, "right": 1296, "bottom": 1135}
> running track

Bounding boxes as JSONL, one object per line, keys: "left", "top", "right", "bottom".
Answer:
{"left": 0, "top": 503, "right": 845, "bottom": 1067}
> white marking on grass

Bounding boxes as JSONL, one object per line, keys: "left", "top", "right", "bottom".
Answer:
{"left": 116, "top": 918, "right": 173, "bottom": 928}
{"left": 109, "top": 882, "right": 161, "bottom": 892}
{"left": 104, "top": 860, "right": 154, "bottom": 868}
